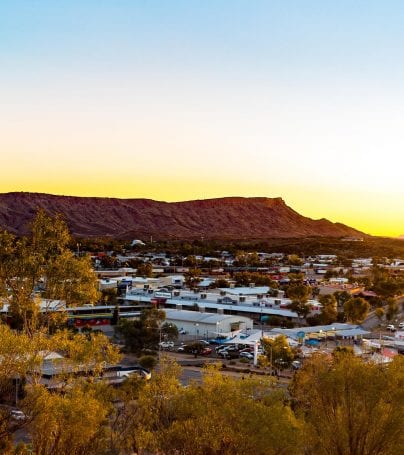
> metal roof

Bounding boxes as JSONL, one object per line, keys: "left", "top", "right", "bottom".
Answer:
{"left": 222, "top": 286, "right": 271, "bottom": 295}
{"left": 164, "top": 309, "right": 250, "bottom": 324}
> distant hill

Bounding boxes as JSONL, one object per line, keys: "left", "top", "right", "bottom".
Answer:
{"left": 0, "top": 192, "right": 366, "bottom": 240}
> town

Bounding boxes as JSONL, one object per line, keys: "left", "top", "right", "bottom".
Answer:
{"left": 2, "top": 1, "right": 404, "bottom": 452}
{"left": 0, "top": 211, "right": 403, "bottom": 453}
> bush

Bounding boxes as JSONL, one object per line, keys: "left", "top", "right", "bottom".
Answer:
{"left": 139, "top": 355, "right": 158, "bottom": 370}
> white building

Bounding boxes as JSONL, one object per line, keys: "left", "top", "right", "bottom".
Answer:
{"left": 164, "top": 309, "right": 253, "bottom": 338}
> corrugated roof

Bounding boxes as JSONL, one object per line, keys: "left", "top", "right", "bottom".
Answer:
{"left": 164, "top": 309, "right": 250, "bottom": 324}
{"left": 223, "top": 286, "right": 271, "bottom": 295}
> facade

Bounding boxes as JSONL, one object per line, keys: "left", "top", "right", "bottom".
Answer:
{"left": 164, "top": 309, "right": 253, "bottom": 338}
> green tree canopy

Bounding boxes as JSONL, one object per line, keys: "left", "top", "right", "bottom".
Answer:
{"left": 261, "top": 335, "right": 295, "bottom": 371}
{"left": 318, "top": 294, "right": 338, "bottom": 324}
{"left": 117, "top": 308, "right": 166, "bottom": 353}
{"left": 0, "top": 210, "right": 100, "bottom": 334}
{"left": 290, "top": 353, "right": 404, "bottom": 455}
{"left": 343, "top": 297, "right": 370, "bottom": 324}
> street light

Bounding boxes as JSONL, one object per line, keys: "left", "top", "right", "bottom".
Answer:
{"left": 216, "top": 321, "right": 221, "bottom": 336}
{"left": 194, "top": 323, "right": 199, "bottom": 341}
{"left": 158, "top": 323, "right": 163, "bottom": 362}
{"left": 268, "top": 344, "right": 288, "bottom": 376}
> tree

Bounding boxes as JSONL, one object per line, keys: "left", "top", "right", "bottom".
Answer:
{"left": 139, "top": 355, "right": 158, "bottom": 370}
{"left": 117, "top": 308, "right": 166, "bottom": 353}
{"left": 25, "top": 382, "right": 110, "bottom": 455}
{"left": 375, "top": 307, "right": 385, "bottom": 323}
{"left": 290, "top": 353, "right": 404, "bottom": 455}
{"left": 286, "top": 283, "right": 311, "bottom": 319}
{"left": 333, "top": 290, "right": 352, "bottom": 310}
{"left": 0, "top": 210, "right": 99, "bottom": 334}
{"left": 343, "top": 297, "right": 370, "bottom": 324}
{"left": 261, "top": 335, "right": 295, "bottom": 372}
{"left": 386, "top": 298, "right": 399, "bottom": 321}
{"left": 213, "top": 278, "right": 229, "bottom": 288}
{"left": 184, "top": 268, "right": 202, "bottom": 287}
{"left": 234, "top": 272, "right": 277, "bottom": 287}
{"left": 99, "top": 254, "right": 119, "bottom": 269}
{"left": 287, "top": 273, "right": 305, "bottom": 283}
{"left": 119, "top": 362, "right": 304, "bottom": 455}
{"left": 165, "top": 365, "right": 303, "bottom": 454}
{"left": 136, "top": 262, "right": 153, "bottom": 277}
{"left": 101, "top": 287, "right": 118, "bottom": 305}
{"left": 161, "top": 322, "right": 179, "bottom": 341}
{"left": 318, "top": 294, "right": 337, "bottom": 325}
{"left": 287, "top": 254, "right": 303, "bottom": 266}
{"left": 373, "top": 279, "right": 400, "bottom": 299}
{"left": 0, "top": 324, "right": 120, "bottom": 448}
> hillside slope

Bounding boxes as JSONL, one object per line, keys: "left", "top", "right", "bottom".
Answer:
{"left": 0, "top": 192, "right": 365, "bottom": 240}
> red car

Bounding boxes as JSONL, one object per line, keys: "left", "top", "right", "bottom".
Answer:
{"left": 200, "top": 347, "right": 213, "bottom": 356}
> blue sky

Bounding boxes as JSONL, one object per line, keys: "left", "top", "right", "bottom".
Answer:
{"left": 0, "top": 1, "right": 403, "bottom": 236}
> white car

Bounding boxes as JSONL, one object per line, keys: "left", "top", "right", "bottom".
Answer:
{"left": 159, "top": 341, "right": 174, "bottom": 350}
{"left": 177, "top": 344, "right": 187, "bottom": 352}
{"left": 292, "top": 360, "right": 302, "bottom": 370}
{"left": 11, "top": 410, "right": 26, "bottom": 421}
{"left": 198, "top": 340, "right": 210, "bottom": 346}
{"left": 399, "top": 322, "right": 404, "bottom": 329}
{"left": 239, "top": 351, "right": 254, "bottom": 360}
{"left": 386, "top": 324, "right": 396, "bottom": 332}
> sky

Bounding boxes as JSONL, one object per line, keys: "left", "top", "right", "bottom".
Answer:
{"left": 0, "top": 1, "right": 403, "bottom": 237}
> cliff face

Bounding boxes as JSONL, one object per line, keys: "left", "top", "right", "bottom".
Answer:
{"left": 0, "top": 192, "right": 365, "bottom": 240}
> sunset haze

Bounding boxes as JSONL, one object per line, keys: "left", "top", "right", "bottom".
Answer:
{"left": 1, "top": 1, "right": 403, "bottom": 237}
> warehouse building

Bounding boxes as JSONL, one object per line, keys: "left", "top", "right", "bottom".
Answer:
{"left": 164, "top": 309, "right": 253, "bottom": 338}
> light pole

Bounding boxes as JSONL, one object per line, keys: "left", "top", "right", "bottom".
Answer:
{"left": 194, "top": 323, "right": 199, "bottom": 341}
{"left": 269, "top": 344, "right": 288, "bottom": 376}
{"left": 216, "top": 321, "right": 221, "bottom": 337}
{"left": 261, "top": 307, "right": 264, "bottom": 337}
{"left": 269, "top": 343, "right": 273, "bottom": 376}
{"left": 158, "top": 323, "right": 162, "bottom": 362}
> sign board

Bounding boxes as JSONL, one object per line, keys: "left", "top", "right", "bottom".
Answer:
{"left": 260, "top": 315, "right": 269, "bottom": 322}
{"left": 297, "top": 331, "right": 306, "bottom": 338}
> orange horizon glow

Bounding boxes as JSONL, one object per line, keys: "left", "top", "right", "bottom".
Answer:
{"left": 0, "top": 177, "right": 402, "bottom": 238}
{"left": 1, "top": 3, "right": 403, "bottom": 239}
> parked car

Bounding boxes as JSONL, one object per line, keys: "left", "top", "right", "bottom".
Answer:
{"left": 292, "top": 360, "right": 302, "bottom": 370}
{"left": 198, "top": 340, "right": 210, "bottom": 346}
{"left": 219, "top": 349, "right": 240, "bottom": 359}
{"left": 177, "top": 344, "right": 187, "bottom": 352}
{"left": 10, "top": 410, "right": 26, "bottom": 421}
{"left": 179, "top": 328, "right": 188, "bottom": 335}
{"left": 118, "top": 366, "right": 151, "bottom": 381}
{"left": 200, "top": 347, "right": 213, "bottom": 356}
{"left": 386, "top": 324, "right": 396, "bottom": 332}
{"left": 239, "top": 351, "right": 254, "bottom": 360}
{"left": 159, "top": 341, "right": 174, "bottom": 350}
{"left": 239, "top": 347, "right": 254, "bottom": 354}
{"left": 399, "top": 322, "right": 404, "bottom": 329}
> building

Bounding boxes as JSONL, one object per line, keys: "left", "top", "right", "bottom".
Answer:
{"left": 164, "top": 309, "right": 253, "bottom": 338}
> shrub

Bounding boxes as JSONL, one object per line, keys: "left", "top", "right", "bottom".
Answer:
{"left": 139, "top": 355, "right": 158, "bottom": 370}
